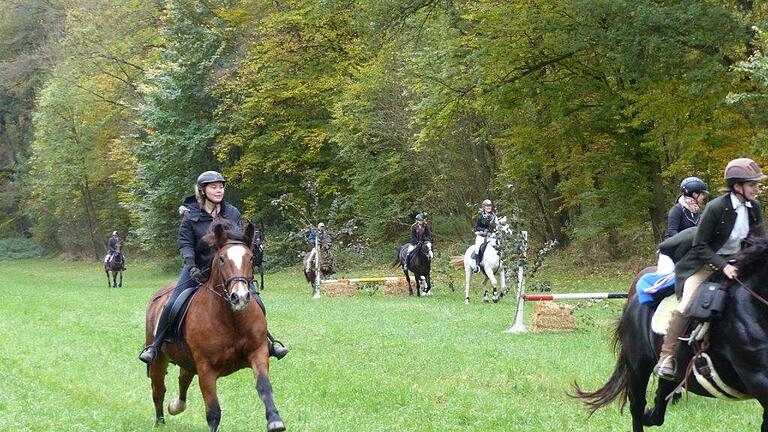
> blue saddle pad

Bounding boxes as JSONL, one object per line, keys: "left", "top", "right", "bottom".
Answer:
{"left": 636, "top": 272, "right": 676, "bottom": 305}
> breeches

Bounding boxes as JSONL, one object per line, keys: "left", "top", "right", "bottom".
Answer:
{"left": 656, "top": 253, "right": 674, "bottom": 274}
{"left": 676, "top": 267, "right": 714, "bottom": 313}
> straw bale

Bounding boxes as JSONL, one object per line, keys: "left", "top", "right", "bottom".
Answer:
{"left": 322, "top": 283, "right": 357, "bottom": 297}
{"left": 531, "top": 301, "right": 575, "bottom": 331}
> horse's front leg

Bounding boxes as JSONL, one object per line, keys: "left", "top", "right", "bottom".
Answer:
{"left": 168, "top": 367, "right": 195, "bottom": 416}
{"left": 250, "top": 351, "right": 285, "bottom": 432}
{"left": 198, "top": 368, "right": 222, "bottom": 432}
{"left": 105, "top": 270, "right": 111, "bottom": 288}
{"left": 415, "top": 274, "right": 422, "bottom": 297}
{"left": 118, "top": 270, "right": 123, "bottom": 287}
{"left": 486, "top": 268, "right": 500, "bottom": 303}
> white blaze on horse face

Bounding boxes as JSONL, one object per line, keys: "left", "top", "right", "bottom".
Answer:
{"left": 226, "top": 245, "right": 247, "bottom": 270}
{"left": 427, "top": 242, "right": 433, "bottom": 260}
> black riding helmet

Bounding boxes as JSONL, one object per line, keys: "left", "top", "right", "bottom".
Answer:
{"left": 197, "top": 171, "right": 226, "bottom": 188}
{"left": 680, "top": 177, "right": 708, "bottom": 197}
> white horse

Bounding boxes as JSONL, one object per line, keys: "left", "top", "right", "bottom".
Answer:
{"left": 460, "top": 216, "right": 512, "bottom": 304}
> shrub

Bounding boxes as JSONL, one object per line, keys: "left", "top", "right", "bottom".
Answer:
{"left": 0, "top": 237, "right": 46, "bottom": 260}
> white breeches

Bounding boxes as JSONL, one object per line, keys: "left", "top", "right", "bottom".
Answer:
{"left": 676, "top": 267, "right": 714, "bottom": 313}
{"left": 656, "top": 253, "right": 675, "bottom": 274}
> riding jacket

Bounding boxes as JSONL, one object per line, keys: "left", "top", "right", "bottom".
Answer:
{"left": 673, "top": 193, "right": 764, "bottom": 282}
{"left": 475, "top": 211, "right": 497, "bottom": 233}
{"left": 178, "top": 195, "right": 243, "bottom": 271}
{"left": 665, "top": 201, "right": 699, "bottom": 239}
{"left": 107, "top": 237, "right": 119, "bottom": 254}
{"left": 410, "top": 222, "right": 432, "bottom": 245}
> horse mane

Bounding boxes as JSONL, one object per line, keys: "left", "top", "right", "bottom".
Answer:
{"left": 203, "top": 219, "right": 246, "bottom": 247}
{"left": 736, "top": 236, "right": 768, "bottom": 281}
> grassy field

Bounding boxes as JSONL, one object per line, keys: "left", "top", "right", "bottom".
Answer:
{"left": 0, "top": 258, "right": 763, "bottom": 431}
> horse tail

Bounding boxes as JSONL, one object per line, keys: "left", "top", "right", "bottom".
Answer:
{"left": 569, "top": 314, "right": 630, "bottom": 415}
{"left": 450, "top": 255, "right": 464, "bottom": 268}
{"left": 392, "top": 248, "right": 402, "bottom": 268}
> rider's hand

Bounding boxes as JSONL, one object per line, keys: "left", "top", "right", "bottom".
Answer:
{"left": 189, "top": 266, "right": 205, "bottom": 283}
{"left": 723, "top": 264, "right": 738, "bottom": 280}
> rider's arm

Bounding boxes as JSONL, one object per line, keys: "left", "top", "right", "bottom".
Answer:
{"left": 691, "top": 197, "right": 727, "bottom": 272}
{"left": 178, "top": 216, "right": 196, "bottom": 266}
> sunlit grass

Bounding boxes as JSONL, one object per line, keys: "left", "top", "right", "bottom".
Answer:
{"left": 0, "top": 258, "right": 761, "bottom": 431}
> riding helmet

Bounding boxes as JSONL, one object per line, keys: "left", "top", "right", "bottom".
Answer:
{"left": 482, "top": 199, "right": 493, "bottom": 207}
{"left": 415, "top": 213, "right": 425, "bottom": 221}
{"left": 196, "top": 171, "right": 226, "bottom": 188}
{"left": 724, "top": 158, "right": 768, "bottom": 187}
{"left": 679, "top": 177, "right": 708, "bottom": 197}
{"left": 318, "top": 222, "right": 325, "bottom": 229}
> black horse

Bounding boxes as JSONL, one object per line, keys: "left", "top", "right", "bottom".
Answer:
{"left": 395, "top": 241, "right": 433, "bottom": 296}
{"left": 251, "top": 229, "right": 265, "bottom": 291}
{"left": 573, "top": 237, "right": 768, "bottom": 431}
{"left": 104, "top": 239, "right": 125, "bottom": 288}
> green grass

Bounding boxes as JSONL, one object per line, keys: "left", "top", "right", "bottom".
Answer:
{"left": 0, "top": 258, "right": 762, "bottom": 431}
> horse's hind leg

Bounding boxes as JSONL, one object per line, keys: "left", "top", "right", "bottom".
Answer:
{"left": 149, "top": 356, "right": 170, "bottom": 425}
{"left": 118, "top": 271, "right": 123, "bottom": 287}
{"left": 250, "top": 354, "right": 285, "bottom": 432}
{"left": 641, "top": 379, "right": 675, "bottom": 427}
{"left": 168, "top": 367, "right": 195, "bottom": 416}
{"left": 403, "top": 269, "right": 413, "bottom": 296}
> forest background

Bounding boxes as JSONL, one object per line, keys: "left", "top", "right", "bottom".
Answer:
{"left": 2, "top": 0, "right": 768, "bottom": 266}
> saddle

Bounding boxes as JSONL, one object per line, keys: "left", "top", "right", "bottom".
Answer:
{"left": 151, "top": 286, "right": 201, "bottom": 343}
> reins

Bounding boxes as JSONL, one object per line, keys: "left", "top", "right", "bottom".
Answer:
{"left": 734, "top": 277, "right": 768, "bottom": 308}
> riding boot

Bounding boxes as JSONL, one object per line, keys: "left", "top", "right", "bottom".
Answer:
{"left": 268, "top": 332, "right": 289, "bottom": 360}
{"left": 252, "top": 293, "right": 290, "bottom": 360}
{"left": 654, "top": 310, "right": 690, "bottom": 380}
{"left": 139, "top": 302, "right": 173, "bottom": 365}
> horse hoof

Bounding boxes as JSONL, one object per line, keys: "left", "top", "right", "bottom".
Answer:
{"left": 464, "top": 298, "right": 469, "bottom": 305}
{"left": 312, "top": 292, "right": 320, "bottom": 300}
{"left": 492, "top": 297, "right": 500, "bottom": 303}
{"left": 642, "top": 408, "right": 664, "bottom": 426}
{"left": 483, "top": 298, "right": 489, "bottom": 303}
{"left": 168, "top": 399, "right": 186, "bottom": 415}
{"left": 268, "top": 420, "right": 286, "bottom": 432}
{"left": 155, "top": 417, "right": 165, "bottom": 426}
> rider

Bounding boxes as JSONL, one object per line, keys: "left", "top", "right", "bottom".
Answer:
{"left": 657, "top": 177, "right": 708, "bottom": 273}
{"left": 654, "top": 158, "right": 766, "bottom": 380}
{"left": 139, "top": 171, "right": 289, "bottom": 364}
{"left": 474, "top": 199, "right": 497, "bottom": 272}
{"left": 405, "top": 214, "right": 432, "bottom": 268}
{"left": 305, "top": 223, "right": 331, "bottom": 272}
{"left": 105, "top": 231, "right": 124, "bottom": 267}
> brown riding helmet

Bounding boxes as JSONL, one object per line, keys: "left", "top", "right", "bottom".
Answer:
{"left": 724, "top": 158, "right": 768, "bottom": 187}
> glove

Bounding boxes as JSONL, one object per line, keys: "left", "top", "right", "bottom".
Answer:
{"left": 189, "top": 266, "right": 205, "bottom": 284}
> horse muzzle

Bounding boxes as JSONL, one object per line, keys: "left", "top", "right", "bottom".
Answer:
{"left": 229, "top": 284, "right": 251, "bottom": 311}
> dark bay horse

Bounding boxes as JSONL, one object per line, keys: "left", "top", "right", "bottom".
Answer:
{"left": 143, "top": 221, "right": 285, "bottom": 432}
{"left": 573, "top": 238, "right": 768, "bottom": 431}
{"left": 395, "top": 240, "right": 433, "bottom": 296}
{"left": 251, "top": 229, "right": 265, "bottom": 291}
{"left": 104, "top": 239, "right": 125, "bottom": 288}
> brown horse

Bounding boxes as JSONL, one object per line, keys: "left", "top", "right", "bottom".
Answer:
{"left": 143, "top": 221, "right": 285, "bottom": 432}
{"left": 104, "top": 239, "right": 125, "bottom": 287}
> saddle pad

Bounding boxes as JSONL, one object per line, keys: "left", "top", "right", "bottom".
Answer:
{"left": 651, "top": 295, "right": 679, "bottom": 335}
{"left": 637, "top": 272, "right": 676, "bottom": 305}
{"left": 164, "top": 287, "right": 200, "bottom": 343}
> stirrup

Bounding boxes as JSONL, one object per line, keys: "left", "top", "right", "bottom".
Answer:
{"left": 654, "top": 356, "right": 676, "bottom": 381}
{"left": 269, "top": 339, "right": 289, "bottom": 360}
{"left": 138, "top": 346, "right": 157, "bottom": 365}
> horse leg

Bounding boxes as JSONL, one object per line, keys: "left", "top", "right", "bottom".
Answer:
{"left": 198, "top": 369, "right": 222, "bottom": 432}
{"left": 118, "top": 270, "right": 123, "bottom": 287}
{"left": 105, "top": 270, "right": 111, "bottom": 288}
{"left": 416, "top": 273, "right": 421, "bottom": 297}
{"left": 250, "top": 352, "right": 285, "bottom": 432}
{"left": 487, "top": 269, "right": 500, "bottom": 303}
{"left": 149, "top": 355, "right": 170, "bottom": 425}
{"left": 403, "top": 268, "right": 413, "bottom": 296}
{"left": 464, "top": 262, "right": 472, "bottom": 304}
{"left": 641, "top": 378, "right": 675, "bottom": 427}
{"left": 168, "top": 367, "right": 195, "bottom": 416}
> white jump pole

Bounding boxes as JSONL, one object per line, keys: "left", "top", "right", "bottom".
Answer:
{"left": 505, "top": 230, "right": 528, "bottom": 334}
{"left": 313, "top": 230, "right": 321, "bottom": 299}
{"left": 321, "top": 276, "right": 405, "bottom": 284}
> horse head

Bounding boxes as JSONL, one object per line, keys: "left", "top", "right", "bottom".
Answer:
{"left": 495, "top": 216, "right": 513, "bottom": 236}
{"left": 206, "top": 220, "right": 256, "bottom": 312}
{"left": 736, "top": 236, "right": 768, "bottom": 292}
{"left": 423, "top": 241, "right": 433, "bottom": 261}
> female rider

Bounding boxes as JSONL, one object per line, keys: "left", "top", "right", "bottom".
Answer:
{"left": 139, "top": 171, "right": 289, "bottom": 364}
{"left": 655, "top": 158, "right": 766, "bottom": 380}
{"left": 656, "top": 177, "right": 708, "bottom": 273}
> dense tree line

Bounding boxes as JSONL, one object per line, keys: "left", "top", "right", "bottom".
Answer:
{"left": 2, "top": 0, "right": 767, "bottom": 262}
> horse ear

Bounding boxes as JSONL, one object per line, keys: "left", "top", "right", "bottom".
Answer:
{"left": 213, "top": 223, "right": 228, "bottom": 248}
{"left": 244, "top": 220, "right": 255, "bottom": 249}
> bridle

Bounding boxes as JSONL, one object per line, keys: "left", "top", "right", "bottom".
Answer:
{"left": 208, "top": 240, "right": 255, "bottom": 302}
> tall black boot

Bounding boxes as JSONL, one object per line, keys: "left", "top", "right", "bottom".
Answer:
{"left": 139, "top": 303, "right": 172, "bottom": 364}
{"left": 253, "top": 294, "right": 290, "bottom": 360}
